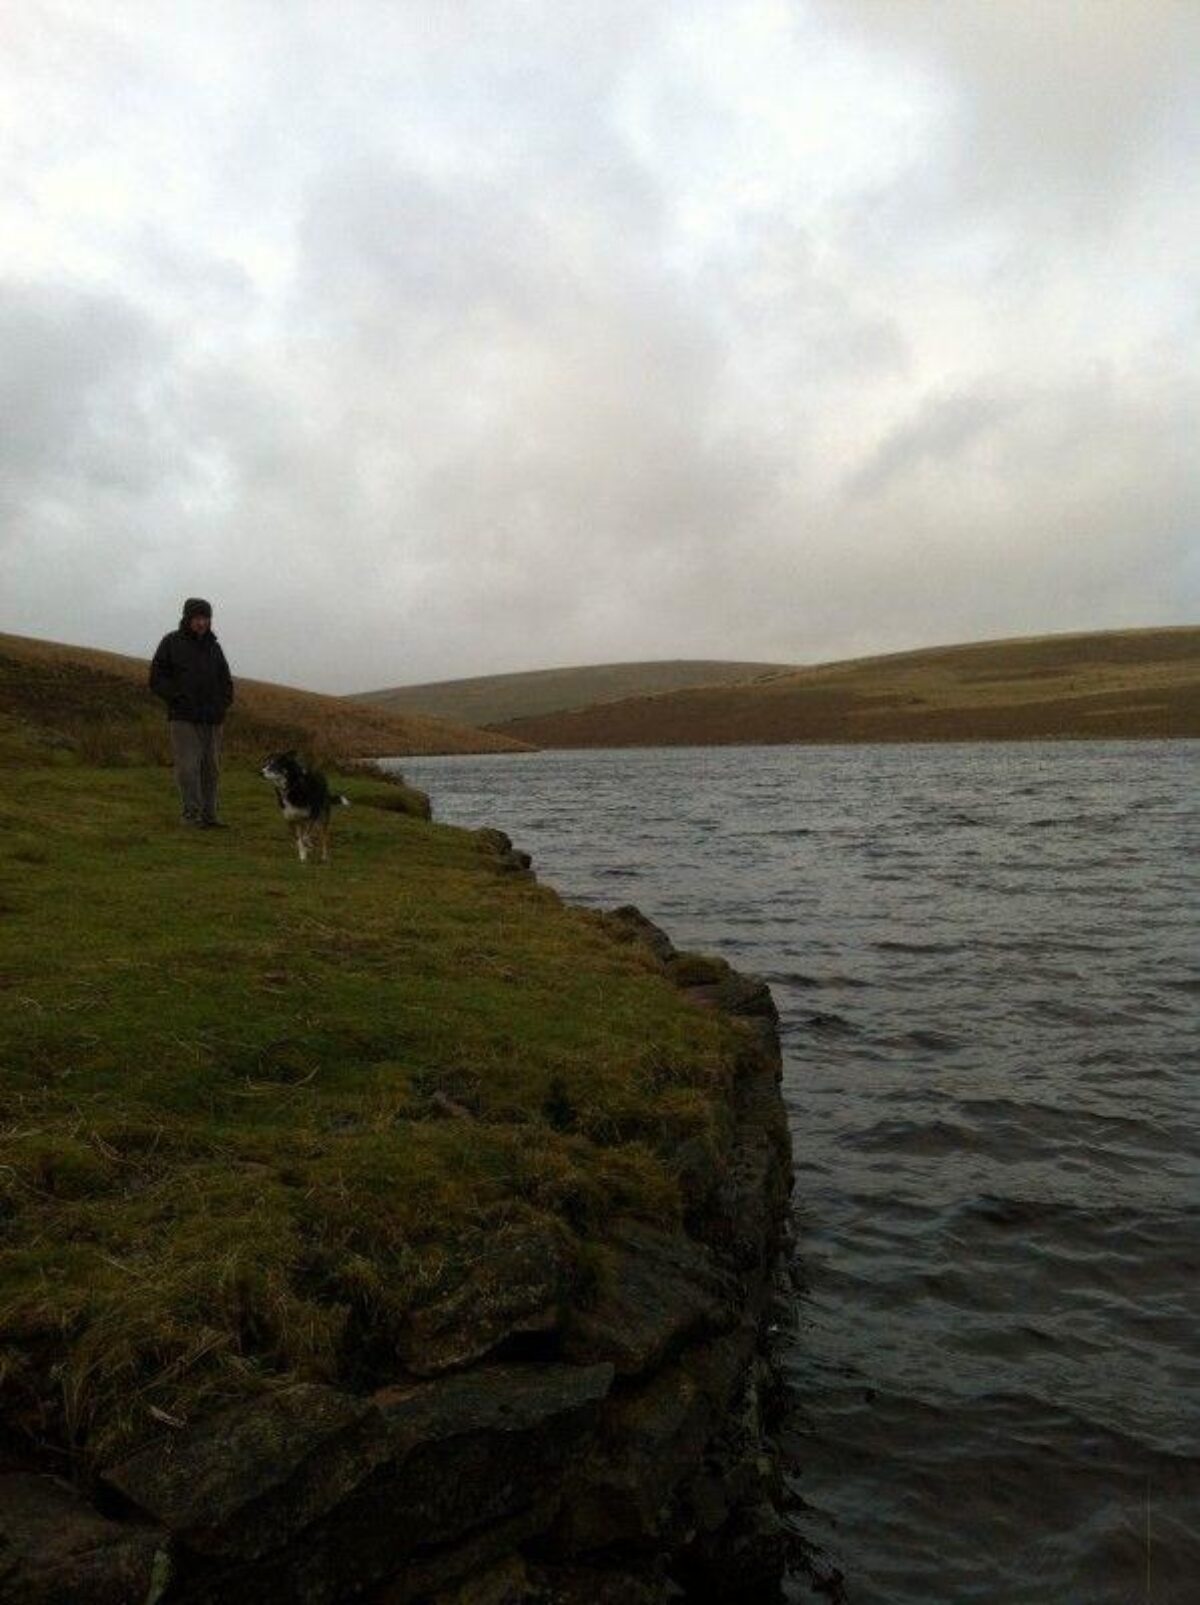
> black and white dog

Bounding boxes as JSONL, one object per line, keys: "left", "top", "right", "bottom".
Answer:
{"left": 260, "top": 751, "right": 349, "bottom": 863}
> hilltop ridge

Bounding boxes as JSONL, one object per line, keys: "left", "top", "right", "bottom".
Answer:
{"left": 0, "top": 631, "right": 529, "bottom": 764}
{"left": 489, "top": 627, "right": 1200, "bottom": 747}
{"left": 351, "top": 658, "right": 794, "bottom": 728}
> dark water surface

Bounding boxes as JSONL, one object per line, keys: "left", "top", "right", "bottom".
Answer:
{"left": 393, "top": 743, "right": 1199, "bottom": 1605}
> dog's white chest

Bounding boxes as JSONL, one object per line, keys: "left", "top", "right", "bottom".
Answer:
{"left": 281, "top": 801, "right": 309, "bottom": 821}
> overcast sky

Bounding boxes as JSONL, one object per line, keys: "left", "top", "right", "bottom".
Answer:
{"left": 2, "top": 1, "right": 1197, "bottom": 691}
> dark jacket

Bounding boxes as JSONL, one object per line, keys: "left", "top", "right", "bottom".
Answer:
{"left": 149, "top": 626, "right": 234, "bottom": 725}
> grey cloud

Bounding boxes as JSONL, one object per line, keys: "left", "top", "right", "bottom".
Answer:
{"left": 0, "top": 2, "right": 1196, "bottom": 689}
{"left": 845, "top": 390, "right": 1021, "bottom": 500}
{"left": 0, "top": 283, "right": 165, "bottom": 494}
{"left": 276, "top": 149, "right": 782, "bottom": 628}
{"left": 812, "top": 372, "right": 1200, "bottom": 650}
{"left": 821, "top": 0, "right": 1200, "bottom": 226}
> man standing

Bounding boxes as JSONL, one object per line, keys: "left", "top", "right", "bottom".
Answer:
{"left": 149, "top": 598, "right": 234, "bottom": 827}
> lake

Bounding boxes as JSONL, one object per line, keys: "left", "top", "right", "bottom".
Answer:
{"left": 392, "top": 742, "right": 1199, "bottom": 1605}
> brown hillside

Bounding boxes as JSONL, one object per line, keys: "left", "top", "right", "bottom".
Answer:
{"left": 493, "top": 628, "right": 1200, "bottom": 748}
{"left": 0, "top": 632, "right": 530, "bottom": 765}
{"left": 352, "top": 659, "right": 794, "bottom": 728}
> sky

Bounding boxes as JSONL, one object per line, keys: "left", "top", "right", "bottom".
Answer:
{"left": 2, "top": 0, "right": 1198, "bottom": 692}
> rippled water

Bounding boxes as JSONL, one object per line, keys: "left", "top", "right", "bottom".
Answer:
{"left": 393, "top": 742, "right": 1200, "bottom": 1605}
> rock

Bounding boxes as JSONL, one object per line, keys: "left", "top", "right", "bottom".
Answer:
{"left": 684, "top": 1469, "right": 731, "bottom": 1536}
{"left": 367, "top": 1363, "right": 612, "bottom": 1571}
{"left": 102, "top": 1384, "right": 387, "bottom": 1562}
{"left": 375, "top": 1361, "right": 613, "bottom": 1453}
{"left": 474, "top": 828, "right": 514, "bottom": 855}
{"left": 603, "top": 907, "right": 676, "bottom": 964}
{"left": 176, "top": 1365, "right": 614, "bottom": 1605}
{"left": 554, "top": 1328, "right": 752, "bottom": 1555}
{"left": 185, "top": 1508, "right": 554, "bottom": 1605}
{"left": 526, "top": 1561, "right": 674, "bottom": 1603}
{"left": 563, "top": 1221, "right": 738, "bottom": 1378}
{"left": 375, "top": 1511, "right": 549, "bottom": 1604}
{"left": 665, "top": 953, "right": 728, "bottom": 988}
{"left": 678, "top": 1501, "right": 787, "bottom": 1603}
{"left": 704, "top": 1071, "right": 792, "bottom": 1272}
{"left": 0, "top": 1471, "right": 168, "bottom": 1605}
{"left": 674, "top": 1347, "right": 786, "bottom": 1594}
{"left": 665, "top": 956, "right": 778, "bottom": 1024}
{"left": 707, "top": 971, "right": 778, "bottom": 1025}
{"left": 554, "top": 1356, "right": 716, "bottom": 1552}
{"left": 671, "top": 1132, "right": 728, "bottom": 1223}
{"left": 474, "top": 829, "right": 533, "bottom": 875}
{"left": 400, "top": 1224, "right": 571, "bottom": 1376}
{"left": 422, "top": 1552, "right": 531, "bottom": 1604}
{"left": 554, "top": 1320, "right": 774, "bottom": 1566}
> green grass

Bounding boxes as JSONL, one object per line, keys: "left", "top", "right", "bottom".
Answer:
{"left": 0, "top": 764, "right": 743, "bottom": 1472}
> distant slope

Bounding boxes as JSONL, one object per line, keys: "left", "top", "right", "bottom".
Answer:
{"left": 491, "top": 629, "right": 1200, "bottom": 748}
{"left": 0, "top": 632, "right": 530, "bottom": 764}
{"left": 351, "top": 660, "right": 794, "bottom": 728}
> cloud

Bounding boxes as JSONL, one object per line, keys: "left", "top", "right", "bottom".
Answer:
{"left": 0, "top": 1, "right": 1196, "bottom": 690}
{"left": 820, "top": 0, "right": 1200, "bottom": 220}
{"left": 845, "top": 389, "right": 1023, "bottom": 501}
{"left": 0, "top": 280, "right": 190, "bottom": 638}
{"left": 0, "top": 282, "right": 164, "bottom": 493}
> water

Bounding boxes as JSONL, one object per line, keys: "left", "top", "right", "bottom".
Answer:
{"left": 391, "top": 742, "right": 1200, "bottom": 1604}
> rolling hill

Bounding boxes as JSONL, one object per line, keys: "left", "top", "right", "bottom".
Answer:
{"left": 0, "top": 632, "right": 529, "bottom": 765}
{"left": 488, "top": 628, "right": 1200, "bottom": 748}
{"left": 351, "top": 659, "right": 794, "bottom": 728}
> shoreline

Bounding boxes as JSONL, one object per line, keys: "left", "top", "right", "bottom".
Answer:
{"left": 476, "top": 730, "right": 1200, "bottom": 752}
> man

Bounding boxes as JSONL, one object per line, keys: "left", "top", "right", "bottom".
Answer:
{"left": 149, "top": 598, "right": 234, "bottom": 827}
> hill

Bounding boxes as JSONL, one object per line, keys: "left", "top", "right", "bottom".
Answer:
{"left": 490, "top": 628, "right": 1200, "bottom": 748}
{"left": 351, "top": 659, "right": 793, "bottom": 728}
{"left": 0, "top": 632, "right": 529, "bottom": 765}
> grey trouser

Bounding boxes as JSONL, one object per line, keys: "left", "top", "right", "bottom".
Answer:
{"left": 169, "top": 721, "right": 223, "bottom": 822}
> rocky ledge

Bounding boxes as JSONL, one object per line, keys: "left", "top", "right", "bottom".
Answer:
{"left": 1, "top": 875, "right": 793, "bottom": 1605}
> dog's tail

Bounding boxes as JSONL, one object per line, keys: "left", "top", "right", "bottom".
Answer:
{"left": 333, "top": 795, "right": 350, "bottom": 808}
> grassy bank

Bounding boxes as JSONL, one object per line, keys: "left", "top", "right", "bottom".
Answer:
{"left": 0, "top": 762, "right": 745, "bottom": 1477}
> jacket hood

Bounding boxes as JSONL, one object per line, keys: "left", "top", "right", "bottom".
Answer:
{"left": 180, "top": 597, "right": 214, "bottom": 632}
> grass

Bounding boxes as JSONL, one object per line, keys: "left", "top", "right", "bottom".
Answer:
{"left": 492, "top": 627, "right": 1200, "bottom": 747}
{"left": 0, "top": 762, "right": 745, "bottom": 1476}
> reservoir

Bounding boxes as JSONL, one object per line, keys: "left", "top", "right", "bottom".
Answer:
{"left": 393, "top": 741, "right": 1199, "bottom": 1605}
